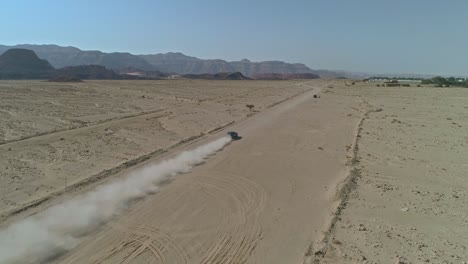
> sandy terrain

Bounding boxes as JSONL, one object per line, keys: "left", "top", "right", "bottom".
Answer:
{"left": 45, "top": 80, "right": 362, "bottom": 264}
{"left": 317, "top": 84, "right": 468, "bottom": 263}
{"left": 0, "top": 79, "right": 315, "bottom": 223}
{"left": 0, "top": 78, "right": 366, "bottom": 263}
{"left": 2, "top": 79, "right": 465, "bottom": 264}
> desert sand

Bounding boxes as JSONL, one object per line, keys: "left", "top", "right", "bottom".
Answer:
{"left": 0, "top": 79, "right": 364, "bottom": 264}
{"left": 0, "top": 79, "right": 313, "bottom": 224}
{"left": 317, "top": 84, "right": 468, "bottom": 263}
{"left": 44, "top": 81, "right": 361, "bottom": 264}
{"left": 0, "top": 79, "right": 466, "bottom": 264}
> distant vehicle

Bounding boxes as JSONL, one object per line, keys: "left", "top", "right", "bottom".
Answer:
{"left": 227, "top": 131, "right": 241, "bottom": 140}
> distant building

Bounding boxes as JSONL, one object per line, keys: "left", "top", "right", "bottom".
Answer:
{"left": 366, "top": 77, "right": 421, "bottom": 84}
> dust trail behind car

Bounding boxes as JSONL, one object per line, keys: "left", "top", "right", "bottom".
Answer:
{"left": 0, "top": 136, "right": 232, "bottom": 264}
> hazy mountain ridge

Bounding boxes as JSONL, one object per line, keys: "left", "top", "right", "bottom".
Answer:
{"left": 0, "top": 49, "right": 146, "bottom": 80}
{"left": 182, "top": 72, "right": 251, "bottom": 80}
{"left": 0, "top": 49, "right": 305, "bottom": 80}
{"left": 0, "top": 44, "right": 155, "bottom": 71}
{"left": 229, "top": 59, "right": 312, "bottom": 77}
{"left": 0, "top": 45, "right": 318, "bottom": 77}
{"left": 139, "top": 52, "right": 313, "bottom": 76}
{"left": 253, "top": 73, "right": 319, "bottom": 80}
{"left": 0, "top": 44, "right": 448, "bottom": 79}
{"left": 141, "top": 52, "right": 235, "bottom": 74}
{"left": 55, "top": 65, "right": 127, "bottom": 80}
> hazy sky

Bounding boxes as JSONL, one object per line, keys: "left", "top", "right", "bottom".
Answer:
{"left": 1, "top": 0, "right": 467, "bottom": 75}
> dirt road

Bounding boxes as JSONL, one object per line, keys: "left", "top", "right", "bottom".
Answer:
{"left": 50, "top": 84, "right": 361, "bottom": 264}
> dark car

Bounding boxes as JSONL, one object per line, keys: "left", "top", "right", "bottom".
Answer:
{"left": 227, "top": 131, "right": 241, "bottom": 140}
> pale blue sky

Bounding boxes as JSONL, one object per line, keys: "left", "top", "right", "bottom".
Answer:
{"left": 1, "top": 0, "right": 467, "bottom": 75}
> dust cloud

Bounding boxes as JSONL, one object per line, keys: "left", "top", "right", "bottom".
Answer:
{"left": 0, "top": 136, "right": 231, "bottom": 263}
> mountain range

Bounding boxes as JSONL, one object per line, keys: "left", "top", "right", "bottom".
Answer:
{"left": 0, "top": 49, "right": 259, "bottom": 80}
{"left": 140, "top": 53, "right": 313, "bottom": 76}
{"left": 0, "top": 44, "right": 154, "bottom": 71}
{"left": 0, "top": 49, "right": 143, "bottom": 80}
{"left": 0, "top": 44, "right": 324, "bottom": 78}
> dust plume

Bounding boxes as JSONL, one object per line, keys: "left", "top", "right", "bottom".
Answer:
{"left": 0, "top": 136, "right": 231, "bottom": 263}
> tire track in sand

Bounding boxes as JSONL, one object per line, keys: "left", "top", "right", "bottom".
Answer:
{"left": 91, "top": 225, "right": 189, "bottom": 264}
{"left": 197, "top": 173, "right": 266, "bottom": 264}
{"left": 63, "top": 173, "right": 267, "bottom": 264}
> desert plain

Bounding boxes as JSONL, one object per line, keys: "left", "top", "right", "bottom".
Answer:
{"left": 0, "top": 79, "right": 467, "bottom": 263}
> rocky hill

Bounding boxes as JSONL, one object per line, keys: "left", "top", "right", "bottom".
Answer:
{"left": 230, "top": 59, "right": 313, "bottom": 77}
{"left": 0, "top": 49, "right": 55, "bottom": 79}
{"left": 54, "top": 65, "right": 127, "bottom": 80}
{"left": 117, "top": 66, "right": 168, "bottom": 79}
{"left": 253, "top": 73, "right": 319, "bottom": 80}
{"left": 182, "top": 72, "right": 251, "bottom": 80}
